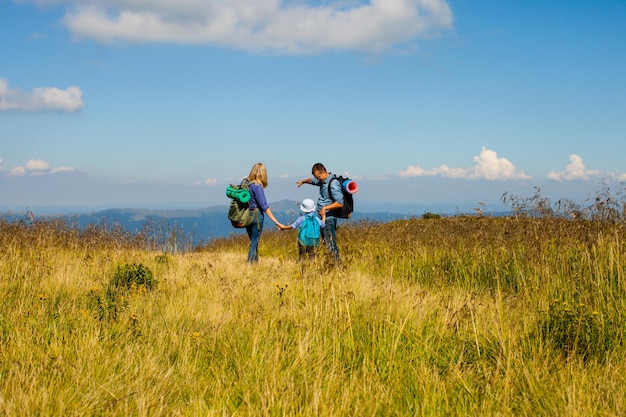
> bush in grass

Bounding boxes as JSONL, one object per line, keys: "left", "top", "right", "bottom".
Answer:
{"left": 89, "top": 263, "right": 156, "bottom": 321}
{"left": 109, "top": 263, "right": 156, "bottom": 291}
{"left": 422, "top": 211, "right": 441, "bottom": 219}
{"left": 534, "top": 300, "right": 611, "bottom": 361}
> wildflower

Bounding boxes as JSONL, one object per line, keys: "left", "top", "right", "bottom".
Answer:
{"left": 276, "top": 282, "right": 288, "bottom": 297}
{"left": 192, "top": 331, "right": 201, "bottom": 338}
{"left": 130, "top": 313, "right": 138, "bottom": 321}
{"left": 38, "top": 293, "right": 46, "bottom": 301}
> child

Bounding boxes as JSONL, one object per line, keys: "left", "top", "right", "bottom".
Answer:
{"left": 279, "top": 199, "right": 325, "bottom": 260}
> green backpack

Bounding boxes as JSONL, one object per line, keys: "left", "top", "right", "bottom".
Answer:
{"left": 226, "top": 179, "right": 255, "bottom": 228}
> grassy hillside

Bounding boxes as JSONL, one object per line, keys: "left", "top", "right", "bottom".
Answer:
{"left": 1, "top": 201, "right": 625, "bottom": 415}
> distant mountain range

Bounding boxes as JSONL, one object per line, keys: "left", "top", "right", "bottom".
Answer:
{"left": 1, "top": 199, "right": 415, "bottom": 246}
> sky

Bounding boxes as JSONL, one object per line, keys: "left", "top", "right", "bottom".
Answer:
{"left": 1, "top": 0, "right": 625, "bottom": 214}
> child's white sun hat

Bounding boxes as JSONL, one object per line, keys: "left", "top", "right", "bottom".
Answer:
{"left": 300, "top": 199, "right": 316, "bottom": 213}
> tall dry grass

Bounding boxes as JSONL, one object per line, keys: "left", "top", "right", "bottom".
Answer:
{"left": 1, "top": 194, "right": 626, "bottom": 416}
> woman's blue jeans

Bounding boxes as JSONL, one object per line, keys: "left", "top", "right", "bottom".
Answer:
{"left": 246, "top": 211, "right": 264, "bottom": 264}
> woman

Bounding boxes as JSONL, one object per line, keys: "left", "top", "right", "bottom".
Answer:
{"left": 244, "top": 162, "right": 283, "bottom": 263}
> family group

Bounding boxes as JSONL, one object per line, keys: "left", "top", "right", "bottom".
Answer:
{"left": 231, "top": 162, "right": 352, "bottom": 266}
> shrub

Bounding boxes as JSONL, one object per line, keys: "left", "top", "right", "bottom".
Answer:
{"left": 422, "top": 211, "right": 441, "bottom": 219}
{"left": 90, "top": 263, "right": 156, "bottom": 322}
{"left": 534, "top": 300, "right": 611, "bottom": 361}
{"left": 109, "top": 263, "right": 156, "bottom": 291}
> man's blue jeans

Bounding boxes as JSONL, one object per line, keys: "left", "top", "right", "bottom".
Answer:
{"left": 322, "top": 216, "right": 340, "bottom": 263}
{"left": 246, "top": 211, "right": 264, "bottom": 263}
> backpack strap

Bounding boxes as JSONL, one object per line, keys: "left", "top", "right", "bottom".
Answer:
{"left": 327, "top": 175, "right": 339, "bottom": 202}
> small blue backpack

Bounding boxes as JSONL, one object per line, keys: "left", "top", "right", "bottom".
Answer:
{"left": 298, "top": 212, "right": 321, "bottom": 247}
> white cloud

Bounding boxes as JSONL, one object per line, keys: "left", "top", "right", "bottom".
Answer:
{"left": 0, "top": 78, "right": 83, "bottom": 112}
{"left": 204, "top": 178, "right": 218, "bottom": 186}
{"left": 27, "top": 0, "right": 454, "bottom": 54}
{"left": 547, "top": 154, "right": 608, "bottom": 181}
{"left": 50, "top": 166, "right": 76, "bottom": 174}
{"left": 3, "top": 159, "right": 76, "bottom": 178}
{"left": 25, "top": 159, "right": 51, "bottom": 171}
{"left": 9, "top": 167, "right": 27, "bottom": 177}
{"left": 400, "top": 147, "right": 531, "bottom": 180}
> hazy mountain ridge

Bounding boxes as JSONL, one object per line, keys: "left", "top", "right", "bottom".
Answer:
{"left": 1, "top": 199, "right": 415, "bottom": 245}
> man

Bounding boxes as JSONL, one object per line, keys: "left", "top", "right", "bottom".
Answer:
{"left": 296, "top": 163, "right": 343, "bottom": 264}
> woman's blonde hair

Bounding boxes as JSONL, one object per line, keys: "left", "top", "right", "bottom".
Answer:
{"left": 247, "top": 162, "right": 268, "bottom": 188}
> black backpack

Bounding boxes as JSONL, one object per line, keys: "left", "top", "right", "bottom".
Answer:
{"left": 327, "top": 175, "right": 355, "bottom": 219}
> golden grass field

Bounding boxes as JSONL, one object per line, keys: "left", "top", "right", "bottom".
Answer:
{"left": 1, "top": 193, "right": 625, "bottom": 416}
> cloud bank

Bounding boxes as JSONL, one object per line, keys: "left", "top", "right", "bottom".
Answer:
{"left": 547, "top": 154, "right": 601, "bottom": 181}
{"left": 24, "top": 0, "right": 453, "bottom": 54}
{"left": 548, "top": 154, "right": 626, "bottom": 182}
{"left": 0, "top": 78, "right": 83, "bottom": 112}
{"left": 1, "top": 159, "right": 75, "bottom": 177}
{"left": 401, "top": 150, "right": 626, "bottom": 182}
{"left": 400, "top": 147, "right": 531, "bottom": 180}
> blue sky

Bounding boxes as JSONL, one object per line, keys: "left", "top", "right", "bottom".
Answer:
{"left": 1, "top": 0, "right": 625, "bottom": 213}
